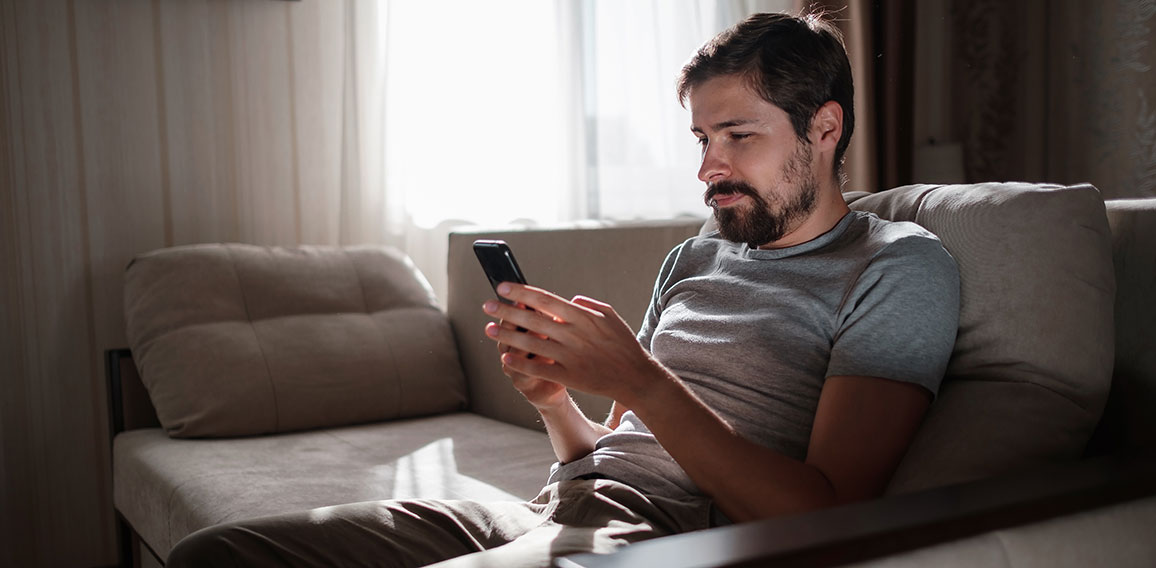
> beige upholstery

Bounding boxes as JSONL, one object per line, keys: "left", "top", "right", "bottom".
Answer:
{"left": 846, "top": 494, "right": 1156, "bottom": 568}
{"left": 842, "top": 183, "right": 1116, "bottom": 492}
{"left": 124, "top": 244, "right": 468, "bottom": 437}
{"left": 1087, "top": 199, "right": 1156, "bottom": 454}
{"left": 113, "top": 414, "right": 556, "bottom": 561}
{"left": 446, "top": 220, "right": 705, "bottom": 431}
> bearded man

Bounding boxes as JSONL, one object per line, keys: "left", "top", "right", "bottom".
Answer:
{"left": 169, "top": 10, "right": 959, "bottom": 568}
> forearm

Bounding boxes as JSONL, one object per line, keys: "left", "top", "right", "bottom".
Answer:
{"left": 538, "top": 394, "right": 614, "bottom": 464}
{"left": 624, "top": 370, "right": 838, "bottom": 522}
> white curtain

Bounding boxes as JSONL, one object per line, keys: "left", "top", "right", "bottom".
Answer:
{"left": 366, "top": 0, "right": 794, "bottom": 300}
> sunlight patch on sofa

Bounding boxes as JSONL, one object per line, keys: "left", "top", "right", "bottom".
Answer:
{"left": 386, "top": 438, "right": 524, "bottom": 502}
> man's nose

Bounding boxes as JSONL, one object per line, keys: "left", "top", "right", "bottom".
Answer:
{"left": 697, "top": 144, "right": 729, "bottom": 183}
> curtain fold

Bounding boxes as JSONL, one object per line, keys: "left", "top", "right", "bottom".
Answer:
{"left": 872, "top": 0, "right": 916, "bottom": 190}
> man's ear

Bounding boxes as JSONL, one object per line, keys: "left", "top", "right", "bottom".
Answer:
{"left": 811, "top": 101, "right": 843, "bottom": 152}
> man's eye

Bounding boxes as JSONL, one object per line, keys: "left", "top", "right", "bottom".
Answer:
{"left": 731, "top": 133, "right": 751, "bottom": 141}
{"left": 695, "top": 137, "right": 708, "bottom": 148}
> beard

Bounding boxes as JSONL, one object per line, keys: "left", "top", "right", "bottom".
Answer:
{"left": 703, "top": 142, "right": 819, "bottom": 248}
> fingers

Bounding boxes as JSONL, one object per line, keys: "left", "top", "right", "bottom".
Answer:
{"left": 484, "top": 299, "right": 567, "bottom": 341}
{"left": 485, "top": 321, "right": 561, "bottom": 362}
{"left": 494, "top": 283, "right": 601, "bottom": 323}
{"left": 501, "top": 350, "right": 564, "bottom": 383}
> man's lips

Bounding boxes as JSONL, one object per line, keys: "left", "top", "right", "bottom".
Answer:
{"left": 710, "top": 192, "right": 746, "bottom": 207}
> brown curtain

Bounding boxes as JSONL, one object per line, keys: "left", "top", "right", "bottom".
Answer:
{"left": 952, "top": 0, "right": 1156, "bottom": 199}
{"left": 872, "top": 0, "right": 916, "bottom": 190}
{"left": 809, "top": 0, "right": 916, "bottom": 193}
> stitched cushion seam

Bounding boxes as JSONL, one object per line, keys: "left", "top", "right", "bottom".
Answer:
{"left": 344, "top": 248, "right": 404, "bottom": 419}
{"left": 226, "top": 245, "right": 281, "bottom": 432}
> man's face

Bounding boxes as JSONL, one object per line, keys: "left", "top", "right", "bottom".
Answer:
{"left": 689, "top": 74, "right": 819, "bottom": 248}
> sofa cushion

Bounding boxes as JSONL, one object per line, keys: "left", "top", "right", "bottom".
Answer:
{"left": 1087, "top": 198, "right": 1156, "bottom": 454}
{"left": 124, "top": 244, "right": 467, "bottom": 438}
{"left": 446, "top": 221, "right": 705, "bottom": 431}
{"left": 112, "top": 413, "right": 557, "bottom": 561}
{"left": 842, "top": 183, "right": 1115, "bottom": 492}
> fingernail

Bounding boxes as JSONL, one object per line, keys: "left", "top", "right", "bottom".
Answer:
{"left": 497, "top": 283, "right": 511, "bottom": 296}
{"left": 483, "top": 300, "right": 498, "bottom": 314}
{"left": 485, "top": 324, "right": 499, "bottom": 337}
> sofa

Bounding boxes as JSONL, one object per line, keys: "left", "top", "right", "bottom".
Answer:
{"left": 108, "top": 182, "right": 1156, "bottom": 567}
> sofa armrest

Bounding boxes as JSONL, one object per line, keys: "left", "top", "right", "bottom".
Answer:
{"left": 446, "top": 219, "right": 705, "bottom": 431}
{"left": 556, "top": 452, "right": 1156, "bottom": 568}
{"left": 105, "top": 348, "right": 161, "bottom": 437}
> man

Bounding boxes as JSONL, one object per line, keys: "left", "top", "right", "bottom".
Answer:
{"left": 169, "top": 10, "right": 958, "bottom": 567}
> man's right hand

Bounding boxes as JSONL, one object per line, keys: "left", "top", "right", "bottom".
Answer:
{"left": 495, "top": 318, "right": 569, "bottom": 411}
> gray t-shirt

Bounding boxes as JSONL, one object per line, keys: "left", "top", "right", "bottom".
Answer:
{"left": 548, "top": 211, "right": 960, "bottom": 500}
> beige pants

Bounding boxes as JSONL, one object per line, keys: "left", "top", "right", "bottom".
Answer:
{"left": 166, "top": 479, "right": 714, "bottom": 568}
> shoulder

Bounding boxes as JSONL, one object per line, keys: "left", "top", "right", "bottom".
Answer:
{"left": 852, "top": 212, "right": 956, "bottom": 271}
{"left": 650, "top": 233, "right": 740, "bottom": 293}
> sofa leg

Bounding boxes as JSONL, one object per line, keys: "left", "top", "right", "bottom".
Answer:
{"left": 115, "top": 513, "right": 145, "bottom": 568}
{"left": 115, "top": 513, "right": 138, "bottom": 568}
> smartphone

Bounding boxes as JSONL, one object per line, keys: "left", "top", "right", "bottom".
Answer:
{"left": 473, "top": 239, "right": 536, "bottom": 358}
{"left": 473, "top": 239, "right": 528, "bottom": 305}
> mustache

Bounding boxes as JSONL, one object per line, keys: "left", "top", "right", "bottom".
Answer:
{"left": 704, "top": 180, "right": 760, "bottom": 207}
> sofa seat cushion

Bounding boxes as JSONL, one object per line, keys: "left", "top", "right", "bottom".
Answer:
{"left": 113, "top": 413, "right": 557, "bottom": 561}
{"left": 124, "top": 244, "right": 468, "bottom": 438}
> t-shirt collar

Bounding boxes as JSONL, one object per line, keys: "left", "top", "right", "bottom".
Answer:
{"left": 741, "top": 210, "right": 857, "bottom": 260}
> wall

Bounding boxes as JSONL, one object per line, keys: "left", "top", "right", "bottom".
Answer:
{"left": 0, "top": 0, "right": 356, "bottom": 565}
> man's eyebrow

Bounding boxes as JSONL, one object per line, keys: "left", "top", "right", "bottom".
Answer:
{"left": 690, "top": 118, "right": 759, "bottom": 134}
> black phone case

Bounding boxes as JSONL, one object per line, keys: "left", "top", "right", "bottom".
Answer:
{"left": 472, "top": 240, "right": 528, "bottom": 304}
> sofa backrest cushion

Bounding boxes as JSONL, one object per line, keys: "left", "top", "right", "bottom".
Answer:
{"left": 124, "top": 244, "right": 467, "bottom": 438}
{"left": 841, "top": 183, "right": 1115, "bottom": 493}
{"left": 446, "top": 221, "right": 705, "bottom": 431}
{"left": 1086, "top": 198, "right": 1156, "bottom": 454}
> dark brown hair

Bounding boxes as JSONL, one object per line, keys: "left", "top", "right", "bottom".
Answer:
{"left": 677, "top": 11, "right": 854, "bottom": 180}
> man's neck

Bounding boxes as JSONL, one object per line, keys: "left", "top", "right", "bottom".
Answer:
{"left": 757, "top": 182, "right": 851, "bottom": 250}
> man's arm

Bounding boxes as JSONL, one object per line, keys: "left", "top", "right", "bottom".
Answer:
{"left": 625, "top": 369, "right": 929, "bottom": 521}
{"left": 492, "top": 318, "right": 627, "bottom": 463}
{"left": 484, "top": 283, "right": 929, "bottom": 522}
{"left": 536, "top": 399, "right": 630, "bottom": 464}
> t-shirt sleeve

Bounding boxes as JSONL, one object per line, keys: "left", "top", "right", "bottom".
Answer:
{"left": 635, "top": 242, "right": 687, "bottom": 351}
{"left": 826, "top": 234, "right": 961, "bottom": 396}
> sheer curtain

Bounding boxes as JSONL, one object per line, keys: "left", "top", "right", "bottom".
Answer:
{"left": 584, "top": 1, "right": 796, "bottom": 220}
{"left": 373, "top": 1, "right": 800, "bottom": 300}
